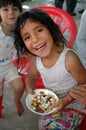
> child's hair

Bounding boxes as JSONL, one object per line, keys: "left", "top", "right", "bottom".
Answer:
{"left": 0, "top": 0, "right": 22, "bottom": 12}
{"left": 14, "top": 8, "right": 67, "bottom": 57}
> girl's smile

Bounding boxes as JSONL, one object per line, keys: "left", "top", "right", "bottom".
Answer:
{"left": 20, "top": 19, "right": 56, "bottom": 58}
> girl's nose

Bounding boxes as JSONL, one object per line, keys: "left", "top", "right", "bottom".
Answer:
{"left": 32, "top": 34, "right": 38, "bottom": 43}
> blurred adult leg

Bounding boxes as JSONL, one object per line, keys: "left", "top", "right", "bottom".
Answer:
{"left": 55, "top": 0, "right": 64, "bottom": 8}
{"left": 66, "top": 0, "right": 77, "bottom": 15}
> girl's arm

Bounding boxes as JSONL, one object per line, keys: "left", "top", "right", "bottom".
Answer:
{"left": 25, "top": 56, "right": 39, "bottom": 94}
{"left": 52, "top": 94, "right": 74, "bottom": 114}
{"left": 52, "top": 50, "right": 86, "bottom": 114}
{"left": 65, "top": 50, "right": 86, "bottom": 84}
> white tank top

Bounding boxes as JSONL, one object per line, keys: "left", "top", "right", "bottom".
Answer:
{"left": 0, "top": 26, "right": 16, "bottom": 65}
{"left": 36, "top": 47, "right": 84, "bottom": 110}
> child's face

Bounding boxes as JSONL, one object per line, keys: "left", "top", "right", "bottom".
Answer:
{"left": 20, "top": 19, "right": 54, "bottom": 58}
{"left": 0, "top": 4, "right": 20, "bottom": 26}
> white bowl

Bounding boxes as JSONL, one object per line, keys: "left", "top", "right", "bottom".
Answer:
{"left": 26, "top": 89, "right": 59, "bottom": 115}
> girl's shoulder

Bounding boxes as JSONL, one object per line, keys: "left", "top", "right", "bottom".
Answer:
{"left": 65, "top": 47, "right": 81, "bottom": 71}
{"left": 65, "top": 46, "right": 78, "bottom": 61}
{"left": 62, "top": 46, "right": 73, "bottom": 55}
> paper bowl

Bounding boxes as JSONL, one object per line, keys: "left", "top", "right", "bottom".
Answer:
{"left": 26, "top": 89, "right": 59, "bottom": 115}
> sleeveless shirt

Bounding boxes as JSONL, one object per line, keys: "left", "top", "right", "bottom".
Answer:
{"left": 36, "top": 47, "right": 84, "bottom": 110}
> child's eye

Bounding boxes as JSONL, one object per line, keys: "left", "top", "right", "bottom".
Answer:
{"left": 3, "top": 8, "right": 8, "bottom": 11}
{"left": 13, "top": 7, "right": 19, "bottom": 11}
{"left": 37, "top": 28, "right": 44, "bottom": 32}
{"left": 24, "top": 36, "right": 30, "bottom": 41}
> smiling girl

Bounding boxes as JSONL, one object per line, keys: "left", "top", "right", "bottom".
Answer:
{"left": 14, "top": 9, "right": 86, "bottom": 129}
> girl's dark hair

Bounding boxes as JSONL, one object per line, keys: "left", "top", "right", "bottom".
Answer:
{"left": 0, "top": 0, "right": 22, "bottom": 12}
{"left": 14, "top": 8, "right": 67, "bottom": 57}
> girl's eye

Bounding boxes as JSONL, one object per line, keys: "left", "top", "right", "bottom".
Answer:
{"left": 24, "top": 36, "right": 30, "bottom": 41}
{"left": 37, "top": 28, "right": 44, "bottom": 32}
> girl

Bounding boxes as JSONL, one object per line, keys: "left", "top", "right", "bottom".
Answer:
{"left": 0, "top": 0, "right": 24, "bottom": 116}
{"left": 14, "top": 9, "right": 86, "bottom": 129}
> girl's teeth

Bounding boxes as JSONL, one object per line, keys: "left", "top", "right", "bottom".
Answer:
{"left": 36, "top": 43, "right": 45, "bottom": 50}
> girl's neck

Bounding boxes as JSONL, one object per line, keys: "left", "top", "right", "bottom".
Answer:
{"left": 42, "top": 45, "right": 63, "bottom": 68}
{"left": 0, "top": 22, "right": 14, "bottom": 36}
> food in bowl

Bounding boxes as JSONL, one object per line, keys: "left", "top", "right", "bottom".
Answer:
{"left": 31, "top": 91, "right": 57, "bottom": 113}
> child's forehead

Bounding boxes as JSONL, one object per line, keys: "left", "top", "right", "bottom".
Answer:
{"left": 1, "top": 4, "right": 17, "bottom": 7}
{"left": 20, "top": 19, "right": 44, "bottom": 30}
{"left": 27, "top": 19, "right": 39, "bottom": 23}
{"left": 24, "top": 19, "right": 43, "bottom": 26}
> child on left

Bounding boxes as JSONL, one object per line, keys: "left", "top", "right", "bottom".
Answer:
{"left": 0, "top": 0, "right": 24, "bottom": 116}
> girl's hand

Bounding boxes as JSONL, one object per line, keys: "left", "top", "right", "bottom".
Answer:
{"left": 26, "top": 87, "right": 35, "bottom": 94}
{"left": 51, "top": 95, "right": 73, "bottom": 114}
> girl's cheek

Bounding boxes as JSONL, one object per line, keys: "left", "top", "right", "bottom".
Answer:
{"left": 26, "top": 44, "right": 31, "bottom": 50}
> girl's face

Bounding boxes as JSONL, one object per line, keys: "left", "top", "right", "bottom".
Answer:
{"left": 20, "top": 19, "right": 55, "bottom": 58}
{"left": 0, "top": 4, "right": 20, "bottom": 27}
